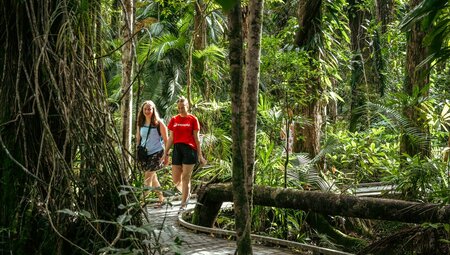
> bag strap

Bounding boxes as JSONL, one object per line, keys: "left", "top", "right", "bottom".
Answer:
{"left": 141, "top": 125, "right": 151, "bottom": 145}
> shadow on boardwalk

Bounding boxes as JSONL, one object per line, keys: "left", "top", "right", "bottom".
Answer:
{"left": 145, "top": 199, "right": 307, "bottom": 255}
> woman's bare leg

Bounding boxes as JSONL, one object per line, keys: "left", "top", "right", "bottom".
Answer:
{"left": 143, "top": 171, "right": 154, "bottom": 198}
{"left": 145, "top": 171, "right": 164, "bottom": 202}
{"left": 172, "top": 165, "right": 183, "bottom": 193}
{"left": 180, "top": 164, "right": 195, "bottom": 208}
{"left": 151, "top": 174, "right": 164, "bottom": 202}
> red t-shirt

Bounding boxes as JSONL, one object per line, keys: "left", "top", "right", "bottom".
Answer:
{"left": 168, "top": 114, "right": 200, "bottom": 150}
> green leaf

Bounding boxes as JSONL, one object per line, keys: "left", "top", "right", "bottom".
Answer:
{"left": 117, "top": 214, "right": 132, "bottom": 225}
{"left": 92, "top": 219, "right": 116, "bottom": 225}
{"left": 119, "top": 190, "right": 129, "bottom": 196}
{"left": 329, "top": 91, "right": 344, "bottom": 102}
{"left": 57, "top": 209, "right": 77, "bottom": 217}
{"left": 442, "top": 104, "right": 450, "bottom": 119}
{"left": 124, "top": 225, "right": 151, "bottom": 235}
{"left": 79, "top": 210, "right": 92, "bottom": 219}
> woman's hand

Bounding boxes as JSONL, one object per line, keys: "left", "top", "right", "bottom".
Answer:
{"left": 162, "top": 153, "right": 170, "bottom": 166}
{"left": 198, "top": 155, "right": 207, "bottom": 166}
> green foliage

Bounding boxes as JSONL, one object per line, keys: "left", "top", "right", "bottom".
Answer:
{"left": 190, "top": 100, "right": 233, "bottom": 184}
{"left": 251, "top": 206, "right": 307, "bottom": 243}
{"left": 3, "top": 0, "right": 450, "bottom": 253}
{"left": 326, "top": 126, "right": 399, "bottom": 183}
{"left": 401, "top": 0, "right": 450, "bottom": 65}
{"left": 385, "top": 154, "right": 449, "bottom": 202}
{"left": 254, "top": 131, "right": 286, "bottom": 186}
{"left": 192, "top": 45, "right": 229, "bottom": 99}
{"left": 55, "top": 184, "right": 176, "bottom": 254}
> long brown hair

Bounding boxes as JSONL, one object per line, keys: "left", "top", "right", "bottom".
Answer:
{"left": 137, "top": 100, "right": 160, "bottom": 128}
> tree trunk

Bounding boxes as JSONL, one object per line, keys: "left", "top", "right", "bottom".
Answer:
{"left": 228, "top": 0, "right": 264, "bottom": 254}
{"left": 121, "top": 0, "right": 135, "bottom": 175}
{"left": 193, "top": 0, "right": 208, "bottom": 100}
{"left": 293, "top": 0, "right": 324, "bottom": 162}
{"left": 294, "top": 0, "right": 322, "bottom": 49}
{"left": 96, "top": 2, "right": 104, "bottom": 89}
{"left": 348, "top": 0, "right": 371, "bottom": 132}
{"left": 374, "top": 0, "right": 395, "bottom": 97}
{"left": 195, "top": 183, "right": 450, "bottom": 227}
{"left": 400, "top": 0, "right": 431, "bottom": 158}
{"left": 228, "top": 1, "right": 248, "bottom": 253}
{"left": 111, "top": 0, "right": 121, "bottom": 38}
{"left": 373, "top": 30, "right": 386, "bottom": 97}
{"left": 1, "top": 0, "right": 130, "bottom": 252}
{"left": 375, "top": 0, "right": 395, "bottom": 34}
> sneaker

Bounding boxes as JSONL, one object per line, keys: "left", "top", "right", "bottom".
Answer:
{"left": 179, "top": 192, "right": 191, "bottom": 209}
{"left": 178, "top": 205, "right": 186, "bottom": 214}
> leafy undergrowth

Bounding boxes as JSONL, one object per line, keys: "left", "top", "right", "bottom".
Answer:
{"left": 186, "top": 207, "right": 450, "bottom": 255}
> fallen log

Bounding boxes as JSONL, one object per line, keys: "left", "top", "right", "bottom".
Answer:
{"left": 193, "top": 183, "right": 450, "bottom": 228}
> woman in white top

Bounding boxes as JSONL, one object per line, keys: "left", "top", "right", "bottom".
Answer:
{"left": 136, "top": 100, "right": 168, "bottom": 207}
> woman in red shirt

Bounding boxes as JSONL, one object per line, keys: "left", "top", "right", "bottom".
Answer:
{"left": 164, "top": 97, "right": 206, "bottom": 211}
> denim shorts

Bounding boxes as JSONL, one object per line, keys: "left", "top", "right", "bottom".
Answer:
{"left": 172, "top": 143, "right": 198, "bottom": 165}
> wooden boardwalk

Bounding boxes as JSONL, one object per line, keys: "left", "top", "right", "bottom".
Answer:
{"left": 145, "top": 199, "right": 308, "bottom": 255}
{"left": 142, "top": 181, "right": 396, "bottom": 254}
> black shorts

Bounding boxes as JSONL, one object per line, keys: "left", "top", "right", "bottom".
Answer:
{"left": 172, "top": 143, "right": 198, "bottom": 165}
{"left": 140, "top": 150, "right": 164, "bottom": 171}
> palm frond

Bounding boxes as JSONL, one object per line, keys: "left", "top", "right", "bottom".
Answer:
{"left": 151, "top": 34, "right": 186, "bottom": 61}
{"left": 366, "top": 102, "right": 431, "bottom": 150}
{"left": 400, "top": 0, "right": 450, "bottom": 65}
{"left": 206, "top": 10, "right": 227, "bottom": 43}
{"left": 192, "top": 44, "right": 226, "bottom": 60}
{"left": 400, "top": 0, "right": 447, "bottom": 30}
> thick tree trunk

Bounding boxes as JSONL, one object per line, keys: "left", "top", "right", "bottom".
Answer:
{"left": 1, "top": 1, "right": 130, "bottom": 252}
{"left": 373, "top": 30, "right": 386, "bottom": 97}
{"left": 375, "top": 0, "right": 395, "bottom": 34}
{"left": 293, "top": 0, "right": 324, "bottom": 162}
{"left": 296, "top": 99, "right": 322, "bottom": 158}
{"left": 400, "top": 0, "right": 431, "bottom": 159}
{"left": 374, "top": 0, "right": 395, "bottom": 97}
{"left": 121, "top": 0, "right": 135, "bottom": 174}
{"left": 195, "top": 183, "right": 450, "bottom": 228}
{"left": 294, "top": 0, "right": 321, "bottom": 49}
{"left": 348, "top": 0, "right": 370, "bottom": 132}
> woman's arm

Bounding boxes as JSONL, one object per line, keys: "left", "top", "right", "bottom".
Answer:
{"left": 159, "top": 121, "right": 168, "bottom": 145}
{"left": 193, "top": 130, "right": 206, "bottom": 165}
{"left": 136, "top": 125, "right": 141, "bottom": 146}
{"left": 163, "top": 130, "right": 173, "bottom": 165}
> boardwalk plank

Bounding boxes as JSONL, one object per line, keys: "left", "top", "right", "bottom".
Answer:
{"left": 145, "top": 199, "right": 306, "bottom": 255}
